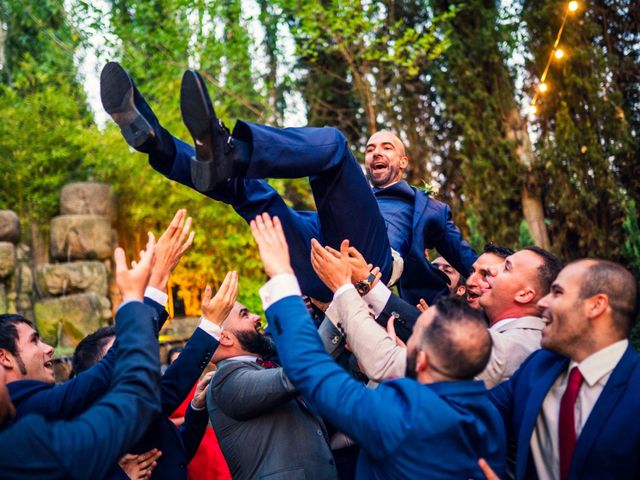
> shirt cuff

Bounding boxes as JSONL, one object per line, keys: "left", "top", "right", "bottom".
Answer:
{"left": 259, "top": 273, "right": 302, "bottom": 311}
{"left": 190, "top": 399, "right": 207, "bottom": 411}
{"left": 198, "top": 317, "right": 222, "bottom": 340}
{"left": 144, "top": 286, "right": 168, "bottom": 306}
{"left": 362, "top": 282, "right": 392, "bottom": 317}
{"left": 334, "top": 283, "right": 356, "bottom": 300}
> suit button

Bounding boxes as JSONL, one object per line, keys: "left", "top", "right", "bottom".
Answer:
{"left": 331, "top": 335, "right": 340, "bottom": 345}
{"left": 316, "top": 429, "right": 323, "bottom": 436}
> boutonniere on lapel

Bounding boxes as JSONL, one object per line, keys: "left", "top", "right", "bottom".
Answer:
{"left": 414, "top": 179, "right": 440, "bottom": 197}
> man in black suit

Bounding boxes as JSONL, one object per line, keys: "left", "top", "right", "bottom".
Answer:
{"left": 206, "top": 300, "right": 338, "bottom": 480}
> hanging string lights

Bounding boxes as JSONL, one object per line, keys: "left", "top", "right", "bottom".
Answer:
{"left": 528, "top": 1, "right": 581, "bottom": 115}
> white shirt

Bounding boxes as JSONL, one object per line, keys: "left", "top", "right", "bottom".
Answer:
{"left": 530, "top": 339, "right": 629, "bottom": 480}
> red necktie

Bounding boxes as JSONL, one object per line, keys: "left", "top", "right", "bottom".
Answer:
{"left": 559, "top": 366, "right": 584, "bottom": 480}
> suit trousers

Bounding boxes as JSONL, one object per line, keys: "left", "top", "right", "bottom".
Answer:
{"left": 150, "top": 122, "right": 392, "bottom": 301}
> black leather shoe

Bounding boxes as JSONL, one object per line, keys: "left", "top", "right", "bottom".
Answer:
{"left": 180, "top": 70, "right": 235, "bottom": 191}
{"left": 100, "top": 62, "right": 156, "bottom": 149}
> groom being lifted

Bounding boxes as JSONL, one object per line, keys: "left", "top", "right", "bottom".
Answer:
{"left": 100, "top": 62, "right": 477, "bottom": 305}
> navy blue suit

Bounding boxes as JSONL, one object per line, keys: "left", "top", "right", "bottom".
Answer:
{"left": 489, "top": 345, "right": 640, "bottom": 479}
{"left": 150, "top": 123, "right": 476, "bottom": 304}
{"left": 7, "top": 297, "right": 217, "bottom": 480}
{"left": 265, "top": 293, "right": 506, "bottom": 479}
{"left": 0, "top": 301, "right": 161, "bottom": 479}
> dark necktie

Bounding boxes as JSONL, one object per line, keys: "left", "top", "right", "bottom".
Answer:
{"left": 256, "top": 357, "right": 279, "bottom": 369}
{"left": 559, "top": 366, "right": 584, "bottom": 480}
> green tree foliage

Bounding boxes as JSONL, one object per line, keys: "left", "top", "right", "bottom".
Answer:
{"left": 522, "top": 0, "right": 639, "bottom": 261}
{"left": 0, "top": 0, "right": 94, "bottom": 235}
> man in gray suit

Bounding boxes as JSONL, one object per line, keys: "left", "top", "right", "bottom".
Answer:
{"left": 313, "top": 243, "right": 561, "bottom": 388}
{"left": 206, "top": 301, "right": 337, "bottom": 480}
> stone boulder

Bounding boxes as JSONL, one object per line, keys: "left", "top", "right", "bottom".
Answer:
{"left": 50, "top": 215, "right": 113, "bottom": 261}
{"left": 36, "top": 261, "right": 108, "bottom": 297}
{"left": 0, "top": 242, "right": 15, "bottom": 279}
{"left": 34, "top": 293, "right": 111, "bottom": 347}
{"left": 0, "top": 211, "right": 20, "bottom": 244}
{"left": 60, "top": 182, "right": 117, "bottom": 221}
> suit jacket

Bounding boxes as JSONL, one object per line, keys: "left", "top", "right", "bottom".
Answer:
{"left": 207, "top": 359, "right": 337, "bottom": 480}
{"left": 477, "top": 316, "right": 544, "bottom": 388}
{"left": 0, "top": 301, "right": 161, "bottom": 480}
{"left": 389, "top": 184, "right": 477, "bottom": 306}
{"left": 7, "top": 297, "right": 217, "bottom": 480}
{"left": 267, "top": 294, "right": 506, "bottom": 479}
{"left": 489, "top": 344, "right": 640, "bottom": 479}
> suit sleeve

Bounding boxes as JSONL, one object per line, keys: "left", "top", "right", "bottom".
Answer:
{"left": 375, "top": 292, "right": 420, "bottom": 343}
{"left": 144, "top": 296, "right": 170, "bottom": 334}
{"left": 428, "top": 202, "right": 477, "bottom": 277}
{"left": 267, "top": 295, "right": 415, "bottom": 459}
{"left": 178, "top": 405, "right": 209, "bottom": 462}
{"left": 328, "top": 288, "right": 406, "bottom": 381}
{"left": 210, "top": 364, "right": 298, "bottom": 421}
{"left": 161, "top": 328, "right": 218, "bottom": 415}
{"left": 0, "top": 302, "right": 161, "bottom": 480}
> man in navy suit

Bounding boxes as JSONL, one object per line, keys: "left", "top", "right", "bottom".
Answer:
{"left": 489, "top": 259, "right": 640, "bottom": 480}
{"left": 1, "top": 209, "right": 227, "bottom": 480}
{"left": 248, "top": 212, "right": 506, "bottom": 479}
{"left": 100, "top": 62, "right": 477, "bottom": 305}
{"left": 0, "top": 231, "right": 161, "bottom": 479}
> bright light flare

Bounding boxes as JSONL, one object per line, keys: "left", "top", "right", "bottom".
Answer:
{"left": 554, "top": 48, "right": 565, "bottom": 59}
{"left": 568, "top": 1, "right": 579, "bottom": 12}
{"left": 538, "top": 83, "right": 549, "bottom": 93}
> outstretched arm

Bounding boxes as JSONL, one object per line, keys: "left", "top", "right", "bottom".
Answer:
{"left": 250, "top": 213, "right": 411, "bottom": 458}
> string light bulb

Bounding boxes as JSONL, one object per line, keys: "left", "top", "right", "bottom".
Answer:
{"left": 538, "top": 82, "right": 549, "bottom": 93}
{"left": 554, "top": 48, "right": 565, "bottom": 59}
{"left": 568, "top": 1, "right": 579, "bottom": 12}
{"left": 529, "top": 105, "right": 538, "bottom": 115}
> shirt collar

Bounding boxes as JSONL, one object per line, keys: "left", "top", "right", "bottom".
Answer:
{"left": 226, "top": 355, "right": 259, "bottom": 363}
{"left": 490, "top": 317, "right": 519, "bottom": 331}
{"left": 570, "top": 339, "right": 629, "bottom": 387}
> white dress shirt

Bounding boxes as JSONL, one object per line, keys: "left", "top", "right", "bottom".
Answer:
{"left": 530, "top": 339, "right": 629, "bottom": 480}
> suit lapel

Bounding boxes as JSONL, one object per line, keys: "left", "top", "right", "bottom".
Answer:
{"left": 517, "top": 357, "right": 568, "bottom": 479}
{"left": 570, "top": 345, "right": 639, "bottom": 479}
{"left": 411, "top": 186, "right": 427, "bottom": 233}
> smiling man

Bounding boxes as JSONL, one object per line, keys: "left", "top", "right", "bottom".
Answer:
{"left": 100, "top": 62, "right": 477, "bottom": 305}
{"left": 490, "top": 259, "right": 640, "bottom": 480}
{"left": 0, "top": 315, "right": 55, "bottom": 385}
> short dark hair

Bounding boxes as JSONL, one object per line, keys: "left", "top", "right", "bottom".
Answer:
{"left": 483, "top": 243, "right": 514, "bottom": 259}
{"left": 166, "top": 345, "right": 184, "bottom": 365}
{"left": 422, "top": 296, "right": 492, "bottom": 380}
{"left": 522, "top": 246, "right": 563, "bottom": 296}
{"left": 577, "top": 260, "right": 638, "bottom": 336}
{"left": 71, "top": 326, "right": 116, "bottom": 376}
{"left": 0, "top": 314, "right": 34, "bottom": 356}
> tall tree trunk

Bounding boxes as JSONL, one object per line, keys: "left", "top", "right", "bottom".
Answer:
{"left": 505, "top": 108, "right": 551, "bottom": 249}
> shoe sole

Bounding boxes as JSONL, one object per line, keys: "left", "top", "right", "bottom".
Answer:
{"left": 180, "top": 71, "right": 218, "bottom": 191}
{"left": 100, "top": 62, "right": 153, "bottom": 148}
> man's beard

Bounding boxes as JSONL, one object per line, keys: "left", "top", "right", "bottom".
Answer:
{"left": 405, "top": 348, "right": 418, "bottom": 380}
{"left": 234, "top": 330, "right": 276, "bottom": 359}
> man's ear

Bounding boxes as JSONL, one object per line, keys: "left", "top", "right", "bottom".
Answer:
{"left": 456, "top": 285, "right": 467, "bottom": 297}
{"left": 415, "top": 350, "right": 429, "bottom": 375}
{"left": 400, "top": 155, "right": 409, "bottom": 170}
{"left": 0, "top": 349, "right": 14, "bottom": 369}
{"left": 219, "top": 332, "right": 234, "bottom": 347}
{"left": 514, "top": 287, "right": 536, "bottom": 305}
{"left": 585, "top": 293, "right": 609, "bottom": 320}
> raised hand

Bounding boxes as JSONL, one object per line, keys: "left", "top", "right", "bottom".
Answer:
{"left": 249, "top": 213, "right": 293, "bottom": 278}
{"left": 114, "top": 232, "right": 156, "bottom": 303}
{"left": 149, "top": 209, "right": 195, "bottom": 292}
{"left": 310, "top": 238, "right": 351, "bottom": 293}
{"left": 118, "top": 449, "right": 162, "bottom": 480}
{"left": 386, "top": 316, "right": 406, "bottom": 348}
{"left": 201, "top": 271, "right": 238, "bottom": 325}
{"left": 191, "top": 371, "right": 215, "bottom": 410}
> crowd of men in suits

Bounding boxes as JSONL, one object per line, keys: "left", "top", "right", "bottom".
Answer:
{"left": 0, "top": 61, "right": 638, "bottom": 479}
